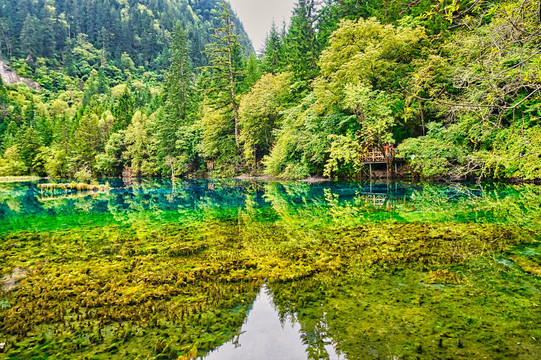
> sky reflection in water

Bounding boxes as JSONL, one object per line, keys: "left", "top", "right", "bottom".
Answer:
{"left": 202, "top": 285, "right": 344, "bottom": 360}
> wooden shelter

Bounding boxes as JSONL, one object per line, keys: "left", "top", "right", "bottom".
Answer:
{"left": 359, "top": 147, "right": 401, "bottom": 177}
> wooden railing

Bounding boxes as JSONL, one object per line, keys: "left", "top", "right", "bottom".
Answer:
{"left": 359, "top": 149, "right": 386, "bottom": 162}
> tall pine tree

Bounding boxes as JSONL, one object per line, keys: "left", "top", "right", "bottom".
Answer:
{"left": 261, "top": 22, "right": 284, "bottom": 74}
{"left": 157, "top": 21, "right": 197, "bottom": 175}
{"left": 283, "top": 0, "right": 320, "bottom": 83}
{"left": 19, "top": 13, "right": 41, "bottom": 60}
{"left": 165, "top": 22, "right": 194, "bottom": 123}
{"left": 203, "top": 0, "right": 243, "bottom": 145}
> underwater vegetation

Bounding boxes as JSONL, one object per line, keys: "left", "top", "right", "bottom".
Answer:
{"left": 0, "top": 180, "right": 540, "bottom": 359}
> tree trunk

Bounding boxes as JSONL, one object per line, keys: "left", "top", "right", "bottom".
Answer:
{"left": 101, "top": 47, "right": 106, "bottom": 67}
{"left": 179, "top": 56, "right": 186, "bottom": 119}
{"left": 420, "top": 101, "right": 425, "bottom": 136}
{"left": 227, "top": 37, "right": 239, "bottom": 144}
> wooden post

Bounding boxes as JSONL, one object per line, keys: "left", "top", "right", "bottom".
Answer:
{"left": 369, "top": 163, "right": 372, "bottom": 178}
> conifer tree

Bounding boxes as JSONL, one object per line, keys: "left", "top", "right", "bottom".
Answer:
{"left": 0, "top": 77, "right": 8, "bottom": 123}
{"left": 39, "top": 3, "right": 56, "bottom": 58}
{"left": 112, "top": 88, "right": 135, "bottom": 132}
{"left": 19, "top": 14, "right": 41, "bottom": 59}
{"left": 261, "top": 22, "right": 283, "bottom": 74}
{"left": 242, "top": 54, "right": 261, "bottom": 92}
{"left": 157, "top": 21, "right": 197, "bottom": 175}
{"left": 19, "top": 125, "right": 42, "bottom": 173}
{"left": 283, "top": 0, "right": 320, "bottom": 82}
{"left": 165, "top": 22, "right": 194, "bottom": 123}
{"left": 203, "top": 0, "right": 243, "bottom": 144}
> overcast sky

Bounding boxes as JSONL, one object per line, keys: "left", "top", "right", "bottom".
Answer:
{"left": 228, "top": 0, "right": 297, "bottom": 52}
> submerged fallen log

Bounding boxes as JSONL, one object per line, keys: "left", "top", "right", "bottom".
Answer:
{"left": 0, "top": 176, "right": 42, "bottom": 183}
{"left": 38, "top": 182, "right": 110, "bottom": 192}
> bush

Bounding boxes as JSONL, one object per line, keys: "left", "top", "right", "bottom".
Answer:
{"left": 0, "top": 146, "right": 28, "bottom": 176}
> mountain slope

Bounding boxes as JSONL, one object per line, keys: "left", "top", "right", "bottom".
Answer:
{"left": 0, "top": 0, "right": 253, "bottom": 70}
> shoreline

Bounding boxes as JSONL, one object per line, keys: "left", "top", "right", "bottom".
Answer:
{"left": 1, "top": 173, "right": 540, "bottom": 185}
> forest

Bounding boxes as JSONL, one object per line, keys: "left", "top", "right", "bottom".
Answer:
{"left": 0, "top": 0, "right": 540, "bottom": 181}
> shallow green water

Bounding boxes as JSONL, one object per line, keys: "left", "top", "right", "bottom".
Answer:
{"left": 1, "top": 180, "right": 540, "bottom": 359}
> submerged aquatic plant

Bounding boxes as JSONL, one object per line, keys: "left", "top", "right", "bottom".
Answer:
{"left": 0, "top": 180, "right": 540, "bottom": 359}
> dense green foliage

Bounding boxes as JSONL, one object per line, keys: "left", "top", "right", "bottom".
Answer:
{"left": 0, "top": 0, "right": 540, "bottom": 180}
{"left": 0, "top": 0, "right": 252, "bottom": 69}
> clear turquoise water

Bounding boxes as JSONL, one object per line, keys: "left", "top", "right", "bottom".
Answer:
{"left": 1, "top": 179, "right": 418, "bottom": 216}
{"left": 1, "top": 179, "right": 540, "bottom": 359}
{"left": 1, "top": 179, "right": 420, "bottom": 233}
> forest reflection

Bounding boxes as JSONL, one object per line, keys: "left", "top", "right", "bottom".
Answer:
{"left": 2, "top": 179, "right": 540, "bottom": 232}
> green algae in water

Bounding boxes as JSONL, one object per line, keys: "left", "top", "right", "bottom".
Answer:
{"left": 0, "top": 180, "right": 540, "bottom": 359}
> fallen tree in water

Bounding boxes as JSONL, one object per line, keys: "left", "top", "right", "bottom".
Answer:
{"left": 37, "top": 182, "right": 109, "bottom": 192}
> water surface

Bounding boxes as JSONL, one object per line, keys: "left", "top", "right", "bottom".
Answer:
{"left": 0, "top": 179, "right": 540, "bottom": 359}
{"left": 202, "top": 284, "right": 343, "bottom": 360}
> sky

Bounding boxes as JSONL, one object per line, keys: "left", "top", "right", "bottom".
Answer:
{"left": 228, "top": 0, "right": 297, "bottom": 52}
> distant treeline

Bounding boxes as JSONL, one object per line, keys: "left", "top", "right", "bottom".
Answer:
{"left": 0, "top": 0, "right": 252, "bottom": 70}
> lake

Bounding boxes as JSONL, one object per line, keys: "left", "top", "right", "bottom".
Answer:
{"left": 1, "top": 179, "right": 540, "bottom": 359}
